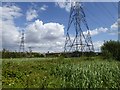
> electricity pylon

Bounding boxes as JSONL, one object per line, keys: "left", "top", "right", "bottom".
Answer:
{"left": 19, "top": 29, "right": 25, "bottom": 52}
{"left": 64, "top": 2, "right": 94, "bottom": 52}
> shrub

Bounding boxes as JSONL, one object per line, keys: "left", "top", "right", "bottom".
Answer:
{"left": 101, "top": 40, "right": 120, "bottom": 61}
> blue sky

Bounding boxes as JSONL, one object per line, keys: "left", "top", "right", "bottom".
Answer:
{"left": 3, "top": 2, "right": 118, "bottom": 35}
{"left": 1, "top": 2, "right": 118, "bottom": 52}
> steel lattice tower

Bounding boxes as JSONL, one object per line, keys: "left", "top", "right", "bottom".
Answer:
{"left": 64, "top": 2, "right": 94, "bottom": 52}
{"left": 19, "top": 30, "right": 25, "bottom": 52}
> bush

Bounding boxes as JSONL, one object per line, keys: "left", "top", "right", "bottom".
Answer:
{"left": 101, "top": 40, "right": 120, "bottom": 61}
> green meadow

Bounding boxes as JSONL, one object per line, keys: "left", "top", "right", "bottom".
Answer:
{"left": 2, "top": 57, "right": 120, "bottom": 88}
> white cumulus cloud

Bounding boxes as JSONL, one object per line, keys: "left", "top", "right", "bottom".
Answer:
{"left": 0, "top": 4, "right": 22, "bottom": 20}
{"left": 83, "top": 27, "right": 108, "bottom": 36}
{"left": 25, "top": 19, "right": 65, "bottom": 53}
{"left": 109, "top": 22, "right": 118, "bottom": 35}
{"left": 55, "top": 2, "right": 71, "bottom": 12}
{"left": 26, "top": 4, "right": 48, "bottom": 21}
{"left": 1, "top": 4, "right": 22, "bottom": 51}
{"left": 55, "top": 0, "right": 82, "bottom": 12}
{"left": 26, "top": 8, "right": 38, "bottom": 21}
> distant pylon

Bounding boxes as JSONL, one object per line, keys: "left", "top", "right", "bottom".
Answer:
{"left": 28, "top": 46, "right": 33, "bottom": 57}
{"left": 28, "top": 47, "right": 32, "bottom": 53}
{"left": 64, "top": 2, "right": 94, "bottom": 52}
{"left": 19, "top": 29, "right": 25, "bottom": 52}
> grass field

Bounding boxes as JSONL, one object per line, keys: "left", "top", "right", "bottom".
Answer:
{"left": 2, "top": 57, "right": 120, "bottom": 88}
{"left": 0, "top": 58, "right": 2, "bottom": 89}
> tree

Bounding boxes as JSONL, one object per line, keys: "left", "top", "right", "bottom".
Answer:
{"left": 101, "top": 40, "right": 120, "bottom": 61}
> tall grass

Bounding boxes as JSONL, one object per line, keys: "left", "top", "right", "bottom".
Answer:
{"left": 2, "top": 57, "right": 120, "bottom": 88}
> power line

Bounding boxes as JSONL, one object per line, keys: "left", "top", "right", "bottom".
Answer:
{"left": 101, "top": 3, "right": 116, "bottom": 21}
{"left": 83, "top": 6, "right": 104, "bottom": 27}
{"left": 112, "top": 2, "right": 118, "bottom": 9}
{"left": 92, "top": 2, "right": 116, "bottom": 28}
{"left": 83, "top": 3, "right": 110, "bottom": 28}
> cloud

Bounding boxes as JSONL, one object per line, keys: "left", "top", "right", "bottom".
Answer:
{"left": 0, "top": 4, "right": 22, "bottom": 20}
{"left": 26, "top": 19, "right": 64, "bottom": 42}
{"left": 55, "top": 0, "right": 82, "bottom": 12}
{"left": 90, "top": 27, "right": 108, "bottom": 36}
{"left": 26, "top": 4, "right": 48, "bottom": 21}
{"left": 55, "top": 2, "right": 71, "bottom": 12}
{"left": 2, "top": 20, "right": 20, "bottom": 49}
{"left": 25, "top": 19, "right": 65, "bottom": 52}
{"left": 109, "top": 22, "right": 118, "bottom": 35}
{"left": 26, "top": 8, "right": 38, "bottom": 21}
{"left": 83, "top": 27, "right": 108, "bottom": 36}
{"left": 1, "top": 3, "right": 64, "bottom": 52}
{"left": 93, "top": 41, "right": 104, "bottom": 52}
{"left": 83, "top": 21, "right": 118, "bottom": 36}
{"left": 111, "top": 22, "right": 117, "bottom": 29}
{"left": 1, "top": 4, "right": 22, "bottom": 51}
{"left": 40, "top": 5, "right": 48, "bottom": 11}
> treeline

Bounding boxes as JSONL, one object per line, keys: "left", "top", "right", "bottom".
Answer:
{"left": 1, "top": 49, "right": 96, "bottom": 59}
{"left": 1, "top": 49, "right": 45, "bottom": 58}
